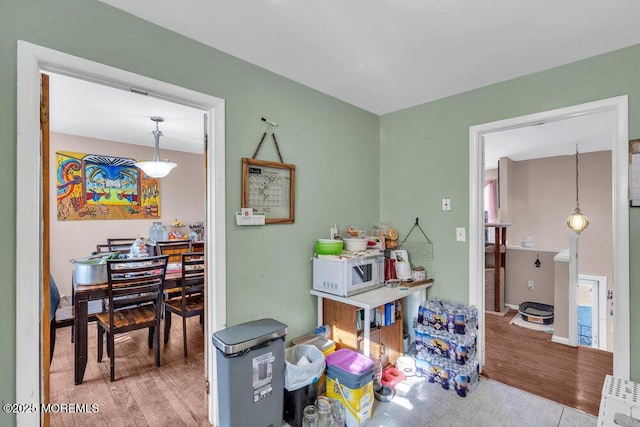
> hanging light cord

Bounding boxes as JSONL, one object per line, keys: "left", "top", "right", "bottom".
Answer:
{"left": 575, "top": 146, "right": 580, "bottom": 211}
{"left": 151, "top": 117, "right": 163, "bottom": 162}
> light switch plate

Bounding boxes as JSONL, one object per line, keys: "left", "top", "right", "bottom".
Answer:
{"left": 456, "top": 227, "right": 466, "bottom": 241}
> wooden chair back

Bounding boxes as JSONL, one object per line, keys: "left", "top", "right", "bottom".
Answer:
{"left": 104, "top": 255, "right": 168, "bottom": 328}
{"left": 191, "top": 241, "right": 204, "bottom": 253}
{"left": 106, "top": 238, "right": 138, "bottom": 255}
{"left": 156, "top": 240, "right": 192, "bottom": 264}
{"left": 162, "top": 252, "right": 205, "bottom": 357}
{"left": 181, "top": 252, "right": 205, "bottom": 301}
{"left": 95, "top": 243, "right": 128, "bottom": 257}
{"left": 107, "top": 238, "right": 137, "bottom": 246}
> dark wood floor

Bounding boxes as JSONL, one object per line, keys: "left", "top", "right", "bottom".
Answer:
{"left": 483, "top": 309, "right": 612, "bottom": 416}
{"left": 49, "top": 316, "right": 209, "bottom": 426}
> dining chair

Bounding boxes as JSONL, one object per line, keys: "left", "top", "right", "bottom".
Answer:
{"left": 156, "top": 239, "right": 193, "bottom": 301}
{"left": 96, "top": 255, "right": 168, "bottom": 381}
{"left": 50, "top": 275, "right": 103, "bottom": 359}
{"left": 164, "top": 252, "right": 205, "bottom": 357}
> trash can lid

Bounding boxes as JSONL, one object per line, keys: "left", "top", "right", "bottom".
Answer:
{"left": 212, "top": 318, "right": 287, "bottom": 355}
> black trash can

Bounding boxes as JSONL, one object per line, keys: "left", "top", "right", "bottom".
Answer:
{"left": 283, "top": 381, "right": 319, "bottom": 427}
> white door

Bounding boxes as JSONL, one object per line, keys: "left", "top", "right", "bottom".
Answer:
{"left": 577, "top": 274, "right": 607, "bottom": 350}
{"left": 577, "top": 278, "right": 598, "bottom": 348}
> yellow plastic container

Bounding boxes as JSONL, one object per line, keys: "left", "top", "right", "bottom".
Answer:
{"left": 326, "top": 375, "right": 373, "bottom": 426}
{"left": 292, "top": 334, "right": 335, "bottom": 355}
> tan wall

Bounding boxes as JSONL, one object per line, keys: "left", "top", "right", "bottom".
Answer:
{"left": 50, "top": 132, "right": 205, "bottom": 295}
{"left": 501, "top": 152, "right": 612, "bottom": 261}
{"left": 493, "top": 151, "right": 612, "bottom": 350}
{"left": 504, "top": 248, "right": 558, "bottom": 307}
{"left": 497, "top": 157, "right": 515, "bottom": 225}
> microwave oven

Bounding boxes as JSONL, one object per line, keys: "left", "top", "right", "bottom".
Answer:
{"left": 313, "top": 250, "right": 384, "bottom": 297}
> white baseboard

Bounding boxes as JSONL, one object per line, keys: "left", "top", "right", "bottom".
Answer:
{"left": 551, "top": 335, "right": 570, "bottom": 345}
{"left": 505, "top": 303, "right": 518, "bottom": 310}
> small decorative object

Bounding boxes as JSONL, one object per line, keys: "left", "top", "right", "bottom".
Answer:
{"left": 411, "top": 266, "right": 426, "bottom": 281}
{"left": 128, "top": 237, "right": 148, "bottom": 258}
{"left": 167, "top": 218, "right": 185, "bottom": 239}
{"left": 189, "top": 221, "right": 204, "bottom": 241}
{"left": 521, "top": 234, "right": 534, "bottom": 248}
{"left": 400, "top": 218, "right": 433, "bottom": 262}
{"left": 535, "top": 254, "right": 541, "bottom": 268}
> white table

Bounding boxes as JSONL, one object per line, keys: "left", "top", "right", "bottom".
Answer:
{"left": 311, "top": 280, "right": 433, "bottom": 357}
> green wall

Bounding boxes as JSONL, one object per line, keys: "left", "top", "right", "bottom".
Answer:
{"left": 0, "top": 1, "right": 379, "bottom": 422}
{"left": 380, "top": 45, "right": 640, "bottom": 380}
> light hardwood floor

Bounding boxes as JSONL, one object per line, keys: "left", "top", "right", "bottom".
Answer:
{"left": 482, "top": 309, "right": 613, "bottom": 416}
{"left": 50, "top": 316, "right": 209, "bottom": 426}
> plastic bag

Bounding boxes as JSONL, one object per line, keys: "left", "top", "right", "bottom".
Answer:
{"left": 284, "top": 344, "right": 326, "bottom": 391}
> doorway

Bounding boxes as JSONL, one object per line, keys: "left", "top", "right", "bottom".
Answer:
{"left": 578, "top": 274, "right": 608, "bottom": 350}
{"left": 16, "top": 41, "right": 227, "bottom": 426}
{"left": 468, "top": 96, "right": 630, "bottom": 381}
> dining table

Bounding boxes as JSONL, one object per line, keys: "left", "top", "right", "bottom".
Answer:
{"left": 73, "top": 266, "right": 182, "bottom": 385}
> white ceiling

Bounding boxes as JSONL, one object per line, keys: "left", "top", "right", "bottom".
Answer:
{"left": 52, "top": 2, "right": 628, "bottom": 158}
{"left": 483, "top": 110, "right": 615, "bottom": 170}
{"left": 48, "top": 72, "right": 205, "bottom": 154}
{"left": 99, "top": 0, "right": 640, "bottom": 115}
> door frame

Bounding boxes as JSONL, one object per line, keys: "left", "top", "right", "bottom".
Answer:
{"left": 468, "top": 96, "right": 630, "bottom": 379}
{"left": 16, "top": 41, "right": 227, "bottom": 426}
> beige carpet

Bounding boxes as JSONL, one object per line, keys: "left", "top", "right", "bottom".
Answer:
{"left": 509, "top": 312, "right": 554, "bottom": 333}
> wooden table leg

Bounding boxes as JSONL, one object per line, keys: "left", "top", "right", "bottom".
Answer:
{"left": 74, "top": 299, "right": 88, "bottom": 385}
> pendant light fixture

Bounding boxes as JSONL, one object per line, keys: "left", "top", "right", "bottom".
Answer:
{"left": 566, "top": 145, "right": 589, "bottom": 234}
{"left": 134, "top": 116, "right": 177, "bottom": 178}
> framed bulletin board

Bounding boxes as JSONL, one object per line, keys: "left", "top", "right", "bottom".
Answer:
{"left": 242, "top": 158, "right": 295, "bottom": 224}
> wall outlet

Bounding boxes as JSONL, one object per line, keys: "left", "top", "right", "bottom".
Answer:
{"left": 456, "top": 227, "right": 466, "bottom": 242}
{"left": 527, "top": 280, "right": 534, "bottom": 290}
{"left": 442, "top": 198, "right": 451, "bottom": 212}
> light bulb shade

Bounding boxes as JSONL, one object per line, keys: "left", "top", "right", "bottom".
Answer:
{"left": 567, "top": 209, "right": 589, "bottom": 234}
{"left": 135, "top": 160, "right": 177, "bottom": 178}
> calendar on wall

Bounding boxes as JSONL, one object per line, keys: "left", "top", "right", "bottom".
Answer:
{"left": 241, "top": 158, "right": 295, "bottom": 224}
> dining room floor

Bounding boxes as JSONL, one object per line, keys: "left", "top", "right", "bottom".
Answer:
{"left": 49, "top": 315, "right": 209, "bottom": 426}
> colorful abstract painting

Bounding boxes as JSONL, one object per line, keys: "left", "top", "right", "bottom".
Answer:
{"left": 56, "top": 151, "right": 160, "bottom": 220}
